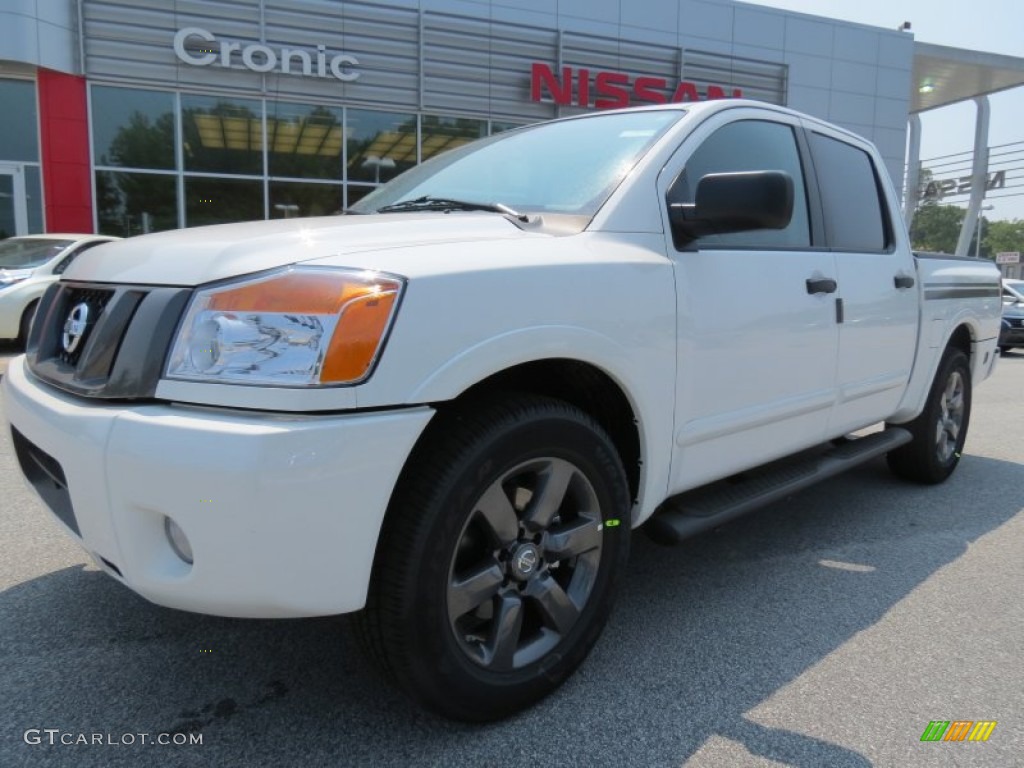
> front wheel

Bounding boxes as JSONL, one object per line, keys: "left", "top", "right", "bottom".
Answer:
{"left": 887, "top": 347, "right": 972, "bottom": 484}
{"left": 354, "top": 395, "right": 631, "bottom": 721}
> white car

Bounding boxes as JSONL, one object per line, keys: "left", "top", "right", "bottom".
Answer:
{"left": 0, "top": 234, "right": 119, "bottom": 345}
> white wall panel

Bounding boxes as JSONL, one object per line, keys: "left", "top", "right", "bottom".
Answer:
{"left": 783, "top": 16, "right": 833, "bottom": 58}
{"left": 785, "top": 51, "right": 832, "bottom": 89}
{"left": 831, "top": 60, "right": 879, "bottom": 96}
{"left": 733, "top": 7, "right": 785, "bottom": 49}
{"left": 678, "top": 0, "right": 733, "bottom": 41}
{"left": 833, "top": 25, "right": 880, "bottom": 65}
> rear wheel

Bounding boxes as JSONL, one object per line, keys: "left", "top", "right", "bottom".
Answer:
{"left": 354, "top": 394, "right": 631, "bottom": 721}
{"left": 887, "top": 347, "right": 972, "bottom": 484}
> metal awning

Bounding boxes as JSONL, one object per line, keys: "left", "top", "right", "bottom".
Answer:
{"left": 912, "top": 42, "right": 1024, "bottom": 113}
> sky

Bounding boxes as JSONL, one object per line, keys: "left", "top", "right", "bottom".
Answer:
{"left": 741, "top": 0, "right": 1024, "bottom": 221}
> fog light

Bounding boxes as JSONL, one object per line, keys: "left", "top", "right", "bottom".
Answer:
{"left": 164, "top": 516, "right": 193, "bottom": 564}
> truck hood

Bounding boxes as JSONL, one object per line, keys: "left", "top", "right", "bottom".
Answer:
{"left": 64, "top": 214, "right": 536, "bottom": 286}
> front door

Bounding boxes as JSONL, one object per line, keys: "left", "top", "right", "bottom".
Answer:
{"left": 0, "top": 163, "right": 28, "bottom": 238}
{"left": 660, "top": 111, "right": 840, "bottom": 494}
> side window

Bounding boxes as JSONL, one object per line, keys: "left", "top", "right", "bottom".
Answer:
{"left": 668, "top": 120, "right": 810, "bottom": 249}
{"left": 809, "top": 133, "right": 888, "bottom": 252}
{"left": 53, "top": 241, "right": 106, "bottom": 275}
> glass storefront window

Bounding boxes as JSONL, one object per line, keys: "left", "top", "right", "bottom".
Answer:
{"left": 346, "top": 109, "right": 417, "bottom": 184}
{"left": 0, "top": 80, "right": 39, "bottom": 162}
{"left": 269, "top": 181, "right": 342, "bottom": 219}
{"left": 91, "top": 86, "right": 175, "bottom": 170}
{"left": 0, "top": 174, "right": 15, "bottom": 239}
{"left": 25, "top": 166, "right": 43, "bottom": 233}
{"left": 490, "top": 120, "right": 527, "bottom": 135}
{"left": 185, "top": 177, "right": 263, "bottom": 227}
{"left": 267, "top": 102, "right": 344, "bottom": 180}
{"left": 345, "top": 184, "right": 376, "bottom": 209}
{"left": 96, "top": 171, "right": 178, "bottom": 236}
{"left": 420, "top": 115, "right": 487, "bottom": 161}
{"left": 182, "top": 95, "right": 263, "bottom": 175}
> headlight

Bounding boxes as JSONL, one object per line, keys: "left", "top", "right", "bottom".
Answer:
{"left": 166, "top": 266, "right": 404, "bottom": 386}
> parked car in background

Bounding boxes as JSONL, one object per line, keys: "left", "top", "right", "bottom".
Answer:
{"left": 1000, "top": 278, "right": 1024, "bottom": 353}
{"left": 0, "top": 235, "right": 120, "bottom": 346}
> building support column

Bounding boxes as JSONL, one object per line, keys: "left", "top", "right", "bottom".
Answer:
{"left": 955, "top": 96, "right": 990, "bottom": 257}
{"left": 37, "top": 69, "right": 93, "bottom": 233}
{"left": 903, "top": 114, "right": 921, "bottom": 230}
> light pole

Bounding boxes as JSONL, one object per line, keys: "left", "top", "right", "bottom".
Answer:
{"left": 975, "top": 204, "right": 994, "bottom": 258}
{"left": 360, "top": 155, "right": 396, "bottom": 183}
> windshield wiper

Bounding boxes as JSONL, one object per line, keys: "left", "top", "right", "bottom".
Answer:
{"left": 376, "top": 196, "right": 528, "bottom": 221}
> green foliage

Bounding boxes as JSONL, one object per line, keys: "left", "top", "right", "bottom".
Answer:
{"left": 909, "top": 204, "right": 965, "bottom": 254}
{"left": 983, "top": 219, "right": 1024, "bottom": 260}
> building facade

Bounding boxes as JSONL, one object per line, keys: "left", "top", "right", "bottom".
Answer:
{"left": 1, "top": 0, "right": 918, "bottom": 238}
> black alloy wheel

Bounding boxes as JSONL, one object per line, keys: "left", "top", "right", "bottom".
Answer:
{"left": 354, "top": 394, "right": 631, "bottom": 721}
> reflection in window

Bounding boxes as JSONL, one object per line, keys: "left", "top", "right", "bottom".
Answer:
{"left": 346, "top": 184, "right": 376, "bottom": 209}
{"left": 346, "top": 110, "right": 417, "bottom": 184}
{"left": 420, "top": 115, "right": 486, "bottom": 161}
{"left": 267, "top": 102, "right": 344, "bottom": 180}
{"left": 91, "top": 86, "right": 175, "bottom": 170}
{"left": 673, "top": 120, "right": 811, "bottom": 249}
{"left": 490, "top": 120, "right": 527, "bottom": 135}
{"left": 182, "top": 95, "right": 263, "bottom": 175}
{"left": 185, "top": 177, "right": 263, "bottom": 227}
{"left": 25, "top": 165, "right": 43, "bottom": 233}
{"left": 270, "top": 181, "right": 342, "bottom": 219}
{"left": 0, "top": 80, "right": 39, "bottom": 162}
{"left": 96, "top": 171, "right": 178, "bottom": 236}
{"left": 809, "top": 133, "right": 887, "bottom": 251}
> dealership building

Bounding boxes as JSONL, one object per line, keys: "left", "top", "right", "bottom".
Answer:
{"left": 2, "top": 0, "right": 1023, "bottom": 245}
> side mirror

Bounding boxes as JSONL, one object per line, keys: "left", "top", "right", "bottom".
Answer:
{"left": 668, "top": 170, "right": 794, "bottom": 246}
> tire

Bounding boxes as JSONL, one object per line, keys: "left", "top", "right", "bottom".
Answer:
{"left": 353, "top": 394, "right": 631, "bottom": 721}
{"left": 18, "top": 301, "right": 39, "bottom": 349}
{"left": 886, "top": 347, "right": 972, "bottom": 484}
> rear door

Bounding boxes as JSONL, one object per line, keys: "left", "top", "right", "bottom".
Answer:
{"left": 804, "top": 126, "right": 919, "bottom": 435}
{"left": 659, "top": 109, "right": 839, "bottom": 493}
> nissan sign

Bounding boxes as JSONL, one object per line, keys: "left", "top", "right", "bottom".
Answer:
{"left": 530, "top": 63, "right": 741, "bottom": 109}
{"left": 922, "top": 170, "right": 1005, "bottom": 201}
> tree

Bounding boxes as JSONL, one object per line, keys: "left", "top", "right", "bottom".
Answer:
{"left": 909, "top": 204, "right": 965, "bottom": 254}
{"left": 983, "top": 219, "right": 1024, "bottom": 259}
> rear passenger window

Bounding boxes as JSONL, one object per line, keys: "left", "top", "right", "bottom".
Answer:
{"left": 809, "top": 133, "right": 888, "bottom": 252}
{"left": 669, "top": 120, "right": 811, "bottom": 249}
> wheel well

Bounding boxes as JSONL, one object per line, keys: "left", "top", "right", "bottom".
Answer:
{"left": 435, "top": 359, "right": 642, "bottom": 504}
{"left": 947, "top": 324, "right": 972, "bottom": 359}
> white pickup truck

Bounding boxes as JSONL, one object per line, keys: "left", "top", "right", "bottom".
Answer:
{"left": 4, "top": 101, "right": 1002, "bottom": 721}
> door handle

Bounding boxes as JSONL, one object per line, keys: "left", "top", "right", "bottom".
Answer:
{"left": 806, "top": 277, "right": 837, "bottom": 294}
{"left": 894, "top": 274, "right": 915, "bottom": 289}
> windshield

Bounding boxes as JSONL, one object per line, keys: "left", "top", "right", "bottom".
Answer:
{"left": 351, "top": 110, "right": 682, "bottom": 217}
{"left": 0, "top": 239, "right": 73, "bottom": 269}
{"left": 1004, "top": 280, "right": 1024, "bottom": 301}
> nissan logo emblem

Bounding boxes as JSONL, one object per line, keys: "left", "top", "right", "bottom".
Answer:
{"left": 516, "top": 548, "right": 539, "bottom": 575}
{"left": 62, "top": 302, "right": 90, "bottom": 354}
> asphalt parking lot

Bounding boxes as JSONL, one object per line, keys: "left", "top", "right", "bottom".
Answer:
{"left": 1, "top": 344, "right": 1022, "bottom": 768}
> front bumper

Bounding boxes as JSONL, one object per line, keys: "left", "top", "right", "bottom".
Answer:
{"left": 3, "top": 356, "right": 433, "bottom": 618}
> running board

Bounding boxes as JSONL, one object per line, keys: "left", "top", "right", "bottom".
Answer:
{"left": 645, "top": 428, "right": 912, "bottom": 545}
